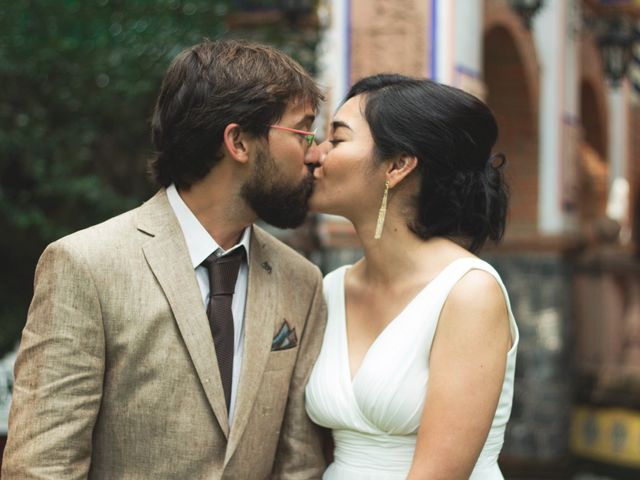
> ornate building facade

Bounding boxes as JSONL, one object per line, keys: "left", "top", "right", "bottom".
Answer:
{"left": 315, "top": 0, "right": 640, "bottom": 475}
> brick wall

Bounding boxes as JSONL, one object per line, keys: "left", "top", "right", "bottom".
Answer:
{"left": 484, "top": 25, "right": 539, "bottom": 236}
{"left": 578, "top": 81, "right": 609, "bottom": 228}
{"left": 579, "top": 31, "right": 609, "bottom": 160}
{"left": 632, "top": 104, "right": 640, "bottom": 252}
{"left": 578, "top": 32, "right": 611, "bottom": 239}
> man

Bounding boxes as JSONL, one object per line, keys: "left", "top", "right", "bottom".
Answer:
{"left": 2, "top": 39, "right": 327, "bottom": 479}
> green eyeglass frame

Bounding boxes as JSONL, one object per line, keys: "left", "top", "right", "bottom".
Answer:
{"left": 270, "top": 125, "right": 317, "bottom": 147}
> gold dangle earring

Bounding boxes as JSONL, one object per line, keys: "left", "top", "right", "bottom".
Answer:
{"left": 374, "top": 180, "right": 390, "bottom": 240}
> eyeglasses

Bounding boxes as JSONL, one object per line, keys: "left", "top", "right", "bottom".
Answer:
{"left": 270, "top": 125, "right": 317, "bottom": 148}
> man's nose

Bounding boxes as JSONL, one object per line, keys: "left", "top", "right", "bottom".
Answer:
{"left": 305, "top": 139, "right": 331, "bottom": 166}
{"left": 304, "top": 142, "right": 323, "bottom": 166}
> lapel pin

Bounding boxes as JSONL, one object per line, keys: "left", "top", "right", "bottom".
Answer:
{"left": 261, "top": 261, "right": 272, "bottom": 274}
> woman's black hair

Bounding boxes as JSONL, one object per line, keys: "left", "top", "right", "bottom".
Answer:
{"left": 345, "top": 74, "right": 508, "bottom": 252}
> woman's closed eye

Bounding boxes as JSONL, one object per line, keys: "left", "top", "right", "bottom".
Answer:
{"left": 329, "top": 138, "right": 344, "bottom": 146}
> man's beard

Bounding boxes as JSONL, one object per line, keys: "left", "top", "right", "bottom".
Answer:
{"left": 240, "top": 147, "right": 315, "bottom": 229}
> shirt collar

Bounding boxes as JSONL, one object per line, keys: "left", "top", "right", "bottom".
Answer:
{"left": 166, "top": 184, "right": 252, "bottom": 269}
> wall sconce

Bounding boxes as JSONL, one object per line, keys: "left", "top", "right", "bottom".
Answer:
{"left": 508, "top": 0, "right": 545, "bottom": 29}
{"left": 596, "top": 17, "right": 637, "bottom": 87}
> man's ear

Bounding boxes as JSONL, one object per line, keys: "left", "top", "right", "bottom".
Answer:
{"left": 223, "top": 123, "right": 251, "bottom": 164}
{"left": 386, "top": 153, "right": 418, "bottom": 189}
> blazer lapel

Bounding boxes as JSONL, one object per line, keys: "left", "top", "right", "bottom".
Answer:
{"left": 225, "top": 227, "right": 278, "bottom": 462}
{"left": 137, "top": 190, "right": 230, "bottom": 437}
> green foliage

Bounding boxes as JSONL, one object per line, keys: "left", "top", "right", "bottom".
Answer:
{"left": 0, "top": 0, "right": 236, "bottom": 355}
{"left": 1, "top": 0, "right": 234, "bottom": 235}
{"left": 0, "top": 1, "right": 321, "bottom": 356}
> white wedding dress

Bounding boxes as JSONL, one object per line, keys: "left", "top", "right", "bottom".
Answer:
{"left": 305, "top": 258, "right": 519, "bottom": 479}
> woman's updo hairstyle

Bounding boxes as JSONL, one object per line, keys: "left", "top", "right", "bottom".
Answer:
{"left": 345, "top": 74, "right": 508, "bottom": 252}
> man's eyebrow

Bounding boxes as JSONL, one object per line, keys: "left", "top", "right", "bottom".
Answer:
{"left": 331, "top": 120, "right": 352, "bottom": 131}
{"left": 294, "top": 114, "right": 316, "bottom": 128}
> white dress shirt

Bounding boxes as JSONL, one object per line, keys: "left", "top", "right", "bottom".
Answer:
{"left": 166, "top": 184, "right": 251, "bottom": 423}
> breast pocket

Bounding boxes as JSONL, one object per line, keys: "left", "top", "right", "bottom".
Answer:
{"left": 265, "top": 346, "right": 298, "bottom": 372}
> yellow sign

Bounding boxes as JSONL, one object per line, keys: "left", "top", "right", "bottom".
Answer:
{"left": 572, "top": 405, "right": 640, "bottom": 468}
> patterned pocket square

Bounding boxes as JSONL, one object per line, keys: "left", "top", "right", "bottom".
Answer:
{"left": 271, "top": 320, "right": 298, "bottom": 351}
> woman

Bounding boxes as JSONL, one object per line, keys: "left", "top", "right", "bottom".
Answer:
{"left": 305, "top": 74, "right": 518, "bottom": 479}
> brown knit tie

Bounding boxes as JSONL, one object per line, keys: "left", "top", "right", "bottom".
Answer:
{"left": 202, "top": 247, "right": 245, "bottom": 413}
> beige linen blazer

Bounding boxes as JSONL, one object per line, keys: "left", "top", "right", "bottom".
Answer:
{"left": 2, "top": 190, "right": 327, "bottom": 479}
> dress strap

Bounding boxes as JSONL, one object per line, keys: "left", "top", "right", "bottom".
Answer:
{"left": 419, "top": 257, "right": 518, "bottom": 354}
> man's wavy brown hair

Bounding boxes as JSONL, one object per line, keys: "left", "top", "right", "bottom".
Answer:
{"left": 149, "top": 39, "right": 323, "bottom": 189}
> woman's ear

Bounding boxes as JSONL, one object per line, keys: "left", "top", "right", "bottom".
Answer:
{"left": 386, "top": 154, "right": 418, "bottom": 188}
{"left": 223, "top": 123, "right": 251, "bottom": 164}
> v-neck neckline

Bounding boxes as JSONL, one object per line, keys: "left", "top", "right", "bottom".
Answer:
{"left": 340, "top": 258, "right": 468, "bottom": 385}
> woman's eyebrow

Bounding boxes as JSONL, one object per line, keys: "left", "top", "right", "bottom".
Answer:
{"left": 331, "top": 120, "right": 353, "bottom": 131}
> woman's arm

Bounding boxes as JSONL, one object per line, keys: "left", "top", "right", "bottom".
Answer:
{"left": 407, "top": 269, "right": 511, "bottom": 480}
